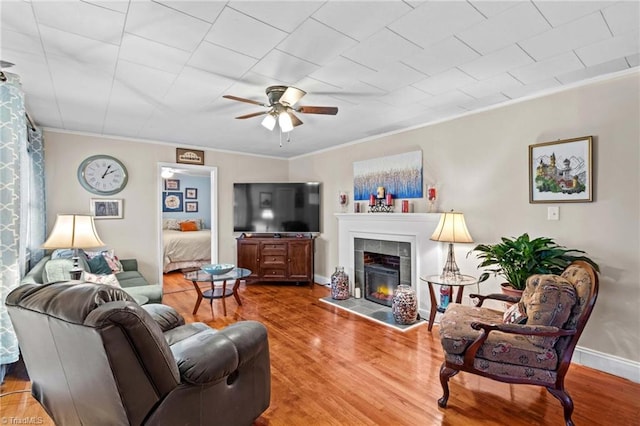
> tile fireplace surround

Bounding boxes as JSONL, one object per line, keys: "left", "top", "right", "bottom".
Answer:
{"left": 335, "top": 213, "right": 443, "bottom": 318}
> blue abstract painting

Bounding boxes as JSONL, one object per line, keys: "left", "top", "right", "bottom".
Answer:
{"left": 353, "top": 150, "right": 423, "bottom": 200}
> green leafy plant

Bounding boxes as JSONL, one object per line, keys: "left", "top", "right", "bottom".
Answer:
{"left": 470, "top": 233, "right": 599, "bottom": 290}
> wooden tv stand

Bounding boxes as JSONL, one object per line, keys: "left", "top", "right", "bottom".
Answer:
{"left": 236, "top": 234, "right": 315, "bottom": 286}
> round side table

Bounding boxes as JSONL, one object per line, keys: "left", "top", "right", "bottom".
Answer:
{"left": 420, "top": 274, "right": 479, "bottom": 331}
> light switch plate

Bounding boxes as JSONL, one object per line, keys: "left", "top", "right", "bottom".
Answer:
{"left": 547, "top": 206, "right": 559, "bottom": 220}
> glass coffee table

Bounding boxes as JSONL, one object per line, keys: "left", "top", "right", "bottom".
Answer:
{"left": 184, "top": 268, "right": 251, "bottom": 317}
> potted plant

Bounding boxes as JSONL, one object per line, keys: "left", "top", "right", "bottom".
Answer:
{"left": 470, "top": 233, "right": 599, "bottom": 295}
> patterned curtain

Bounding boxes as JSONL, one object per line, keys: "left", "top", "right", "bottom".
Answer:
{"left": 0, "top": 72, "right": 45, "bottom": 379}
{"left": 26, "top": 126, "right": 46, "bottom": 267}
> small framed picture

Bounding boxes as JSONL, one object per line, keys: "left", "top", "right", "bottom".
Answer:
{"left": 185, "top": 187, "right": 198, "bottom": 199}
{"left": 164, "top": 179, "right": 180, "bottom": 191}
{"left": 259, "top": 192, "right": 272, "bottom": 208}
{"left": 176, "top": 148, "right": 204, "bottom": 165}
{"left": 163, "top": 192, "right": 183, "bottom": 212}
{"left": 185, "top": 201, "right": 199, "bottom": 212}
{"left": 91, "top": 198, "right": 123, "bottom": 219}
{"left": 529, "top": 136, "right": 593, "bottom": 203}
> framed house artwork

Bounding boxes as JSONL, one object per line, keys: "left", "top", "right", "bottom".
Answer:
{"left": 163, "top": 192, "right": 183, "bottom": 212}
{"left": 164, "top": 179, "right": 180, "bottom": 191}
{"left": 185, "top": 201, "right": 199, "bottom": 212}
{"left": 185, "top": 188, "right": 198, "bottom": 199}
{"left": 91, "top": 198, "right": 123, "bottom": 219}
{"left": 529, "top": 136, "right": 593, "bottom": 203}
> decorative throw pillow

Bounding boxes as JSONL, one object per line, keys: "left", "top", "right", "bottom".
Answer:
{"left": 523, "top": 274, "right": 577, "bottom": 349}
{"left": 503, "top": 302, "right": 528, "bottom": 324}
{"left": 51, "top": 249, "right": 75, "bottom": 259}
{"left": 84, "top": 249, "right": 123, "bottom": 273}
{"left": 43, "top": 259, "right": 75, "bottom": 283}
{"left": 83, "top": 272, "right": 121, "bottom": 288}
{"left": 180, "top": 221, "right": 198, "bottom": 232}
{"left": 87, "top": 255, "right": 112, "bottom": 274}
{"left": 163, "top": 218, "right": 181, "bottom": 230}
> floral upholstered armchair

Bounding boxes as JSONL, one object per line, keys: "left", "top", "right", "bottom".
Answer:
{"left": 437, "top": 261, "right": 599, "bottom": 426}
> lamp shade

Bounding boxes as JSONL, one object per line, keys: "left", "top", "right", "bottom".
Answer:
{"left": 42, "top": 214, "right": 105, "bottom": 249}
{"left": 430, "top": 211, "right": 473, "bottom": 243}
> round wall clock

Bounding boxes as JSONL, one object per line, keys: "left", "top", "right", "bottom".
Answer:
{"left": 77, "top": 155, "right": 128, "bottom": 195}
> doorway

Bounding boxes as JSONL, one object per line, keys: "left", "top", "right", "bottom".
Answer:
{"left": 157, "top": 162, "right": 218, "bottom": 286}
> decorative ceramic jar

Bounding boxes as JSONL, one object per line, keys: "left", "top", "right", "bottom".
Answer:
{"left": 392, "top": 284, "right": 418, "bottom": 325}
{"left": 330, "top": 266, "right": 349, "bottom": 300}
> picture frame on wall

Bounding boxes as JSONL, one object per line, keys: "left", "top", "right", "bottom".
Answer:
{"left": 185, "top": 201, "right": 199, "bottom": 213}
{"left": 185, "top": 187, "right": 198, "bottom": 199}
{"left": 91, "top": 198, "right": 123, "bottom": 219}
{"left": 164, "top": 179, "right": 180, "bottom": 191}
{"left": 259, "top": 192, "right": 272, "bottom": 208}
{"left": 176, "top": 148, "right": 205, "bottom": 165}
{"left": 163, "top": 192, "right": 183, "bottom": 212}
{"left": 529, "top": 136, "right": 593, "bottom": 203}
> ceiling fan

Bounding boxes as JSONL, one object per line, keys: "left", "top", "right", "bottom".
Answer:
{"left": 223, "top": 85, "right": 338, "bottom": 133}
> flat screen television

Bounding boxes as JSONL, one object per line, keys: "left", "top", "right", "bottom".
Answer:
{"left": 233, "top": 182, "right": 321, "bottom": 233}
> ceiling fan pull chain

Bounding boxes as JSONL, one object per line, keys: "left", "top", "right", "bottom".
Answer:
{"left": 279, "top": 128, "right": 283, "bottom": 148}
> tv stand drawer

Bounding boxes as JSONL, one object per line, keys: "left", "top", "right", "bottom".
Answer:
{"left": 262, "top": 255, "right": 286, "bottom": 265}
{"left": 261, "top": 268, "right": 286, "bottom": 278}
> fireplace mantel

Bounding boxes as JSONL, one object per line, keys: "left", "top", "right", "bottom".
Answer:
{"left": 335, "top": 213, "right": 443, "bottom": 317}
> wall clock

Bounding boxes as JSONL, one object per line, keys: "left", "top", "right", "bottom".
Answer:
{"left": 77, "top": 155, "right": 128, "bottom": 195}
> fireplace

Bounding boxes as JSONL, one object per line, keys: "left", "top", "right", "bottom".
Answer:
{"left": 335, "top": 213, "right": 443, "bottom": 319}
{"left": 364, "top": 263, "right": 400, "bottom": 306}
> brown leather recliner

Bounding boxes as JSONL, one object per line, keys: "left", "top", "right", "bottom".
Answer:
{"left": 6, "top": 282, "right": 271, "bottom": 426}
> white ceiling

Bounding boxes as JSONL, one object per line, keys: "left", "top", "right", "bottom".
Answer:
{"left": 2, "top": 0, "right": 639, "bottom": 158}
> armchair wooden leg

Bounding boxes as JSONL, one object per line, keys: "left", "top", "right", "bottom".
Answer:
{"left": 547, "top": 386, "right": 575, "bottom": 426}
{"left": 438, "top": 363, "right": 458, "bottom": 408}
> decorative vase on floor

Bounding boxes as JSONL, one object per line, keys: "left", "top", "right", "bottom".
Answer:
{"left": 330, "top": 266, "right": 349, "bottom": 300}
{"left": 392, "top": 284, "right": 418, "bottom": 325}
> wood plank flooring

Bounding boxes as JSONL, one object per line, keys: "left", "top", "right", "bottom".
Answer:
{"left": 2, "top": 272, "right": 639, "bottom": 425}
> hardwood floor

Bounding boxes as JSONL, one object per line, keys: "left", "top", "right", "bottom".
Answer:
{"left": 2, "top": 272, "right": 639, "bottom": 425}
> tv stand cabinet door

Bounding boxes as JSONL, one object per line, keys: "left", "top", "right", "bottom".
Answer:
{"left": 237, "top": 239, "right": 260, "bottom": 279}
{"left": 288, "top": 239, "right": 313, "bottom": 282}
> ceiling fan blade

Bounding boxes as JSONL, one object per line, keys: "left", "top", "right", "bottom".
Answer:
{"left": 223, "top": 95, "right": 267, "bottom": 107}
{"left": 235, "top": 111, "right": 268, "bottom": 119}
{"left": 289, "top": 112, "right": 303, "bottom": 127}
{"left": 280, "top": 87, "right": 306, "bottom": 106}
{"left": 297, "top": 106, "right": 338, "bottom": 115}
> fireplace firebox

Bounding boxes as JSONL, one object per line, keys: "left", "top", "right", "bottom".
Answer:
{"left": 364, "top": 263, "right": 400, "bottom": 307}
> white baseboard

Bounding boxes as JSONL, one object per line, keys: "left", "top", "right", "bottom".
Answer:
{"left": 315, "top": 274, "right": 330, "bottom": 286}
{"left": 573, "top": 346, "right": 640, "bottom": 383}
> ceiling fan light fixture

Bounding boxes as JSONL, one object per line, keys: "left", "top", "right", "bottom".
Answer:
{"left": 161, "top": 168, "right": 174, "bottom": 179}
{"left": 261, "top": 113, "right": 276, "bottom": 131}
{"left": 278, "top": 112, "right": 293, "bottom": 133}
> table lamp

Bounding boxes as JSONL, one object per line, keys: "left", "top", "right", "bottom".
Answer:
{"left": 430, "top": 210, "right": 473, "bottom": 281}
{"left": 42, "top": 214, "right": 105, "bottom": 280}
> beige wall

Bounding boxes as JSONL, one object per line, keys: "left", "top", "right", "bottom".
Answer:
{"left": 289, "top": 72, "right": 640, "bottom": 364}
{"left": 44, "top": 132, "right": 288, "bottom": 281}
{"left": 44, "top": 71, "right": 639, "bottom": 368}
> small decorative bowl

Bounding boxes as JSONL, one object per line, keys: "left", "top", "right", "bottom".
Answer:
{"left": 201, "top": 264, "right": 235, "bottom": 275}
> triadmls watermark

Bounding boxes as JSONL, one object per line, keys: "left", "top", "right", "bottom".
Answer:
{"left": 1, "top": 417, "right": 45, "bottom": 425}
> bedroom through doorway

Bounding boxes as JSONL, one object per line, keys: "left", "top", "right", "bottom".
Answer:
{"left": 157, "top": 162, "right": 218, "bottom": 287}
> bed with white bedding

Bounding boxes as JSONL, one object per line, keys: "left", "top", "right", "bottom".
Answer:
{"left": 162, "top": 219, "right": 211, "bottom": 273}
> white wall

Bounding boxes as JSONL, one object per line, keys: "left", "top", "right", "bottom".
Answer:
{"left": 289, "top": 72, "right": 640, "bottom": 368}
{"left": 44, "top": 132, "right": 288, "bottom": 281}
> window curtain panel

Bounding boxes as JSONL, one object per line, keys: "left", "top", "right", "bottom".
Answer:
{"left": 26, "top": 126, "right": 46, "bottom": 267}
{"left": 0, "top": 72, "right": 45, "bottom": 379}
